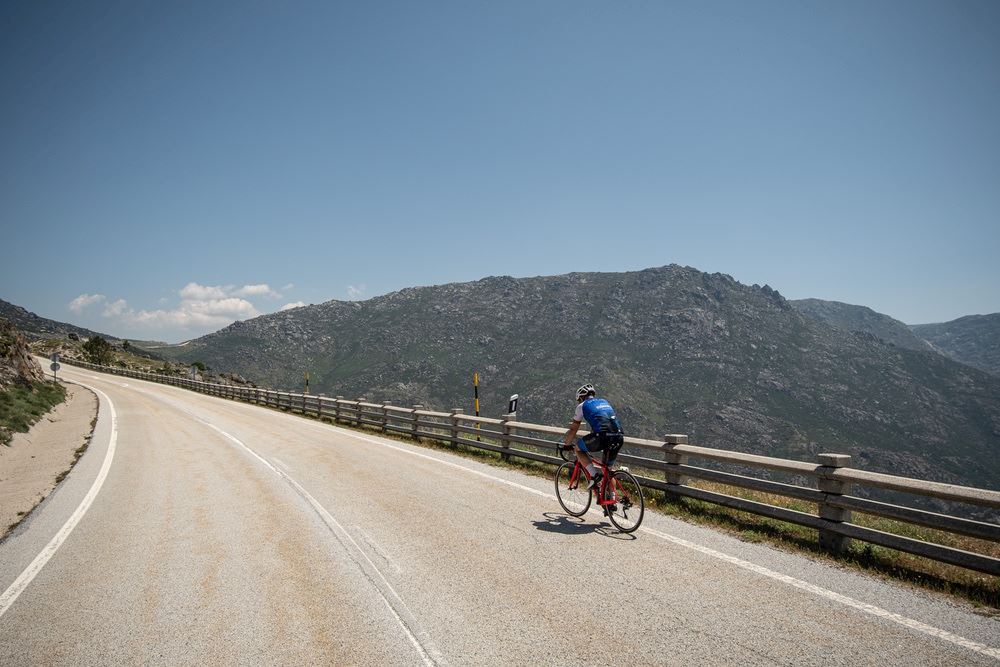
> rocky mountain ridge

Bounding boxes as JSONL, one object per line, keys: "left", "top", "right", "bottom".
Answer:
{"left": 911, "top": 314, "right": 1000, "bottom": 377}
{"left": 790, "top": 299, "right": 933, "bottom": 352}
{"left": 148, "top": 265, "right": 1000, "bottom": 492}
{"left": 0, "top": 299, "right": 117, "bottom": 343}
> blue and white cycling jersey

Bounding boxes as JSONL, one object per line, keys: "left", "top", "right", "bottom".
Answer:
{"left": 573, "top": 397, "right": 623, "bottom": 434}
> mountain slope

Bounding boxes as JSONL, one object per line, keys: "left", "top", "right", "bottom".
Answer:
{"left": 0, "top": 298, "right": 118, "bottom": 342}
{"left": 911, "top": 314, "right": 1000, "bottom": 377}
{"left": 152, "top": 266, "right": 1000, "bottom": 491}
{"left": 790, "top": 299, "right": 932, "bottom": 352}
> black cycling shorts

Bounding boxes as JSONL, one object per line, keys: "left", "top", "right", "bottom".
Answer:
{"left": 577, "top": 431, "right": 624, "bottom": 465}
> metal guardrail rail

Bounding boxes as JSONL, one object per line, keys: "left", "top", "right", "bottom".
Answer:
{"left": 65, "top": 359, "right": 1000, "bottom": 575}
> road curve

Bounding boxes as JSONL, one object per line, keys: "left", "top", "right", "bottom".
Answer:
{"left": 1, "top": 364, "right": 997, "bottom": 665}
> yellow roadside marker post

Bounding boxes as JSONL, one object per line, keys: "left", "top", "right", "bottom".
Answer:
{"left": 473, "top": 372, "right": 480, "bottom": 442}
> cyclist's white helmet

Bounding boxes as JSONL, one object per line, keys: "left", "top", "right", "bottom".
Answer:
{"left": 576, "top": 383, "right": 596, "bottom": 400}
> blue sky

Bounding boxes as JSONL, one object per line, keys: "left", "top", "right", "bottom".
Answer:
{"left": 2, "top": 1, "right": 998, "bottom": 342}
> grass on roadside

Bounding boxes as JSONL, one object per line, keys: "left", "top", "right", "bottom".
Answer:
{"left": 0, "top": 380, "right": 67, "bottom": 446}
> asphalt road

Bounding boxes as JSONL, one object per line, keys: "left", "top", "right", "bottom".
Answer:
{"left": 1, "top": 363, "right": 997, "bottom": 665}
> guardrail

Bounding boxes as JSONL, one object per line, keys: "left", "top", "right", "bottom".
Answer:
{"left": 65, "top": 358, "right": 1000, "bottom": 575}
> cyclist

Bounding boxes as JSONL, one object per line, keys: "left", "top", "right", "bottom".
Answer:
{"left": 562, "top": 384, "right": 624, "bottom": 491}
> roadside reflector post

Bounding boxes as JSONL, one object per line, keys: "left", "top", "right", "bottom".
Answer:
{"left": 450, "top": 408, "right": 463, "bottom": 445}
{"left": 382, "top": 401, "right": 391, "bottom": 432}
{"left": 473, "top": 372, "right": 480, "bottom": 442}
{"left": 500, "top": 416, "right": 512, "bottom": 462}
{"left": 817, "top": 453, "right": 853, "bottom": 554}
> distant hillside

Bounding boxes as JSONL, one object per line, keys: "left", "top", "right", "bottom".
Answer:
{"left": 911, "top": 314, "right": 1000, "bottom": 377}
{"left": 790, "top": 299, "right": 932, "bottom": 352}
{"left": 0, "top": 298, "right": 117, "bottom": 342}
{"left": 154, "top": 265, "right": 1000, "bottom": 492}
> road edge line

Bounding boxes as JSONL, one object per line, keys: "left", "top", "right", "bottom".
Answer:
{"left": 0, "top": 384, "right": 118, "bottom": 619}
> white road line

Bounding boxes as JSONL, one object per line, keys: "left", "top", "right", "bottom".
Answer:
{"left": 180, "top": 414, "right": 446, "bottom": 667}
{"left": 270, "top": 456, "right": 291, "bottom": 471}
{"left": 0, "top": 385, "right": 118, "bottom": 619}
{"left": 317, "top": 425, "right": 1000, "bottom": 662}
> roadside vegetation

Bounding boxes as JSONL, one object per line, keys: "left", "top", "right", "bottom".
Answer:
{"left": 0, "top": 380, "right": 66, "bottom": 446}
{"left": 1, "top": 318, "right": 68, "bottom": 445}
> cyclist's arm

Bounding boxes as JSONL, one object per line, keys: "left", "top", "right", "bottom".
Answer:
{"left": 563, "top": 419, "right": 582, "bottom": 448}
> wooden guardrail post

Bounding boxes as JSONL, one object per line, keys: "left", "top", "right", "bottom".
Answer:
{"left": 382, "top": 401, "right": 391, "bottom": 432}
{"left": 663, "top": 434, "right": 690, "bottom": 486}
{"left": 411, "top": 405, "right": 423, "bottom": 439}
{"left": 335, "top": 396, "right": 344, "bottom": 422}
{"left": 818, "top": 453, "right": 853, "bottom": 553}
{"left": 450, "top": 409, "right": 463, "bottom": 444}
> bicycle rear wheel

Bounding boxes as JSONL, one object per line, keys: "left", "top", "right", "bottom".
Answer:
{"left": 555, "top": 462, "right": 592, "bottom": 517}
{"left": 606, "top": 470, "right": 644, "bottom": 532}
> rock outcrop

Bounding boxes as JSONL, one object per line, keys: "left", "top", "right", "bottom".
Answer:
{"left": 0, "top": 318, "right": 44, "bottom": 389}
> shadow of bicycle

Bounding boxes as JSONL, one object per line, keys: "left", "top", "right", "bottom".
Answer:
{"left": 532, "top": 512, "right": 636, "bottom": 540}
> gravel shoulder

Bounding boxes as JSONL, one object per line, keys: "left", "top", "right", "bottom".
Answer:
{"left": 0, "top": 383, "right": 97, "bottom": 537}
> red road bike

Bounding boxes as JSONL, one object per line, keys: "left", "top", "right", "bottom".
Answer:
{"left": 554, "top": 445, "right": 645, "bottom": 533}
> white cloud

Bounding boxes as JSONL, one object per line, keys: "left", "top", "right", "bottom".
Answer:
{"left": 69, "top": 293, "right": 105, "bottom": 313}
{"left": 234, "top": 283, "right": 280, "bottom": 298}
{"left": 122, "top": 297, "right": 261, "bottom": 328}
{"left": 179, "top": 282, "right": 228, "bottom": 300}
{"left": 103, "top": 299, "right": 128, "bottom": 317}
{"left": 279, "top": 301, "right": 306, "bottom": 311}
{"left": 281, "top": 283, "right": 295, "bottom": 291}
{"left": 347, "top": 284, "right": 367, "bottom": 299}
{"left": 100, "top": 279, "right": 292, "bottom": 336}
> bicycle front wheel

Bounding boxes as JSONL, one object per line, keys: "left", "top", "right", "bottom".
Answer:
{"left": 555, "top": 462, "right": 592, "bottom": 517}
{"left": 606, "top": 470, "right": 644, "bottom": 532}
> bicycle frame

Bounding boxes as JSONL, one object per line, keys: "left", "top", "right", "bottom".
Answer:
{"left": 567, "top": 459, "right": 620, "bottom": 506}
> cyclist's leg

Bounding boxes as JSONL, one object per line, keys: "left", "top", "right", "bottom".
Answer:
{"left": 576, "top": 433, "right": 604, "bottom": 488}
{"left": 604, "top": 434, "right": 624, "bottom": 468}
{"left": 574, "top": 433, "right": 600, "bottom": 471}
